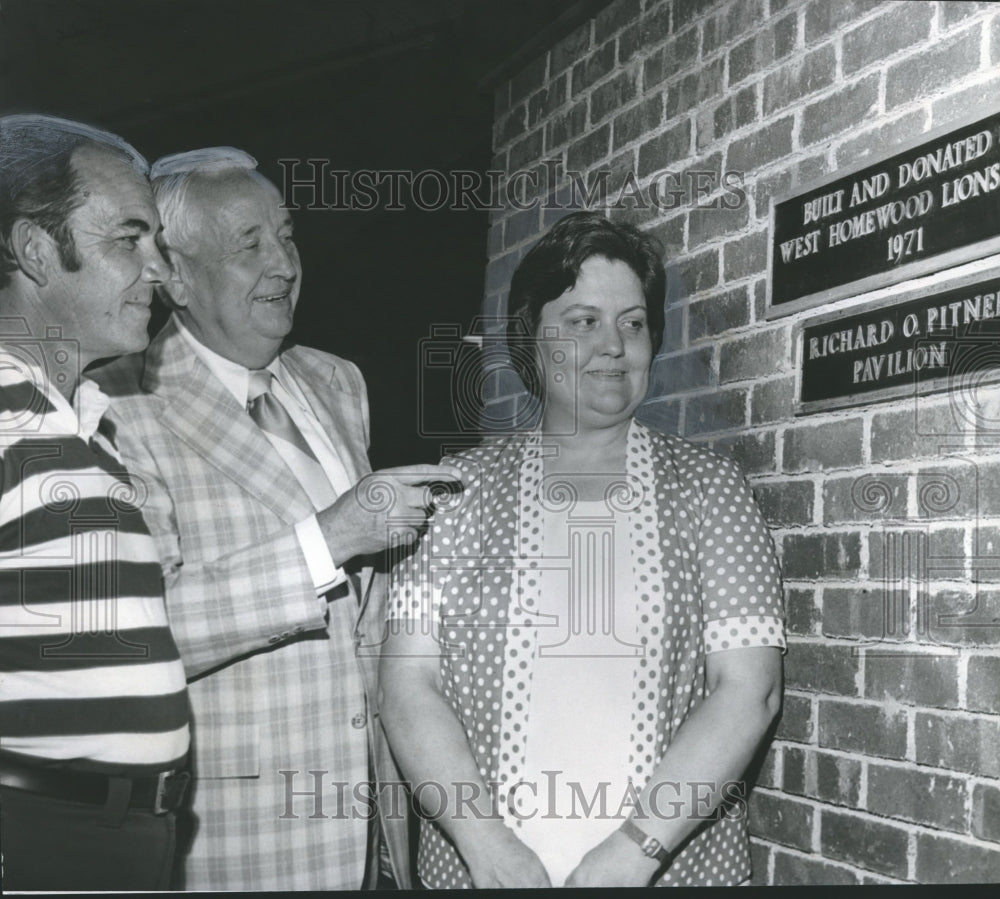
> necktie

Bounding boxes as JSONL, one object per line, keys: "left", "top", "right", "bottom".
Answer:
{"left": 248, "top": 370, "right": 364, "bottom": 606}
{"left": 247, "top": 369, "right": 337, "bottom": 509}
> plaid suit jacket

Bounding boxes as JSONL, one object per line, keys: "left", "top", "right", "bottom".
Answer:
{"left": 95, "top": 316, "right": 412, "bottom": 890}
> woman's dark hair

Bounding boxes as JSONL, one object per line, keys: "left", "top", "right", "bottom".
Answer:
{"left": 505, "top": 211, "right": 666, "bottom": 395}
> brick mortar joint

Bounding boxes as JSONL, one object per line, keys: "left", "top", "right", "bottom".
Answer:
{"left": 752, "top": 788, "right": 989, "bottom": 843}
{"left": 749, "top": 836, "right": 878, "bottom": 874}
{"left": 772, "top": 742, "right": 985, "bottom": 780}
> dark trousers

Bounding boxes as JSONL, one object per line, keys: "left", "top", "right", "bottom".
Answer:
{"left": 0, "top": 784, "right": 177, "bottom": 891}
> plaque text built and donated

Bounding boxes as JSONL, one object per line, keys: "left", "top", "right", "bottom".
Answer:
{"left": 770, "top": 109, "right": 1000, "bottom": 314}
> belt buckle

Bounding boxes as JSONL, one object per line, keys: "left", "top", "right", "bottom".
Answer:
{"left": 153, "top": 770, "right": 190, "bottom": 815}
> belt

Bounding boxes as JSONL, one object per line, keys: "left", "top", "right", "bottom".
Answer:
{"left": 0, "top": 755, "right": 190, "bottom": 815}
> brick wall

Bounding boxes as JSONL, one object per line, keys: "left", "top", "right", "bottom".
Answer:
{"left": 484, "top": 0, "right": 1000, "bottom": 884}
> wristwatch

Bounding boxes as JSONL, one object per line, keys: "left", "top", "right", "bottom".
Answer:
{"left": 619, "top": 819, "right": 672, "bottom": 865}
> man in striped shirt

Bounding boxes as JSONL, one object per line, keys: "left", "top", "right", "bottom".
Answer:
{"left": 0, "top": 115, "right": 191, "bottom": 890}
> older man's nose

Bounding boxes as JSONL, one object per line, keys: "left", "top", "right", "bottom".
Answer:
{"left": 267, "top": 240, "right": 298, "bottom": 281}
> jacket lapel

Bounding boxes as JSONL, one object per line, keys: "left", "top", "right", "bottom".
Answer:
{"left": 281, "top": 348, "right": 378, "bottom": 609}
{"left": 281, "top": 348, "right": 369, "bottom": 485}
{"left": 142, "top": 317, "right": 315, "bottom": 525}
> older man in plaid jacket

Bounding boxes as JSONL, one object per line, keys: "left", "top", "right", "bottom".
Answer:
{"left": 94, "top": 147, "right": 456, "bottom": 891}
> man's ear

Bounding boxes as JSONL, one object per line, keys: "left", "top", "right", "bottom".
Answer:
{"left": 9, "top": 218, "right": 56, "bottom": 286}
{"left": 155, "top": 250, "right": 191, "bottom": 308}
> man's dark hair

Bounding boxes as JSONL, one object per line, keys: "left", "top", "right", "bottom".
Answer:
{"left": 0, "top": 115, "right": 148, "bottom": 290}
{"left": 505, "top": 211, "right": 666, "bottom": 395}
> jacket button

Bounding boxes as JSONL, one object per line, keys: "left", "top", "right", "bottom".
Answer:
{"left": 351, "top": 712, "right": 367, "bottom": 729}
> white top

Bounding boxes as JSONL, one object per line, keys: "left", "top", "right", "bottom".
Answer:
{"left": 514, "top": 499, "right": 642, "bottom": 886}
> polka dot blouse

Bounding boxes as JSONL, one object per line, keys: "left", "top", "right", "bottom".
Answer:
{"left": 392, "top": 419, "right": 785, "bottom": 887}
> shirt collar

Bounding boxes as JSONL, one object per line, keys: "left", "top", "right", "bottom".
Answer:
{"left": 175, "top": 317, "right": 281, "bottom": 406}
{"left": 73, "top": 377, "right": 111, "bottom": 442}
{"left": 0, "top": 346, "right": 108, "bottom": 443}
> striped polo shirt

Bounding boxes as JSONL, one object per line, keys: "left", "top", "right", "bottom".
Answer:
{"left": 0, "top": 348, "right": 189, "bottom": 775}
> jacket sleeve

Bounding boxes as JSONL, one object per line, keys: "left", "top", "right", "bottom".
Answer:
{"left": 105, "top": 402, "right": 329, "bottom": 680}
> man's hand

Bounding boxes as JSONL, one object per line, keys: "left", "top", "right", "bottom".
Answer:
{"left": 563, "top": 829, "right": 661, "bottom": 888}
{"left": 317, "top": 464, "right": 462, "bottom": 566}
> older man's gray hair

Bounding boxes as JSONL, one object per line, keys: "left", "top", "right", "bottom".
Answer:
{"left": 150, "top": 147, "right": 259, "bottom": 253}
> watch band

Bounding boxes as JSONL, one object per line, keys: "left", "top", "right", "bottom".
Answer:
{"left": 619, "top": 818, "right": 671, "bottom": 865}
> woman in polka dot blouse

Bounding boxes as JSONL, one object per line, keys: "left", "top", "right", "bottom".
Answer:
{"left": 381, "top": 212, "right": 785, "bottom": 888}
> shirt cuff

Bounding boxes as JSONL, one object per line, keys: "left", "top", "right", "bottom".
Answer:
{"left": 295, "top": 515, "right": 347, "bottom": 597}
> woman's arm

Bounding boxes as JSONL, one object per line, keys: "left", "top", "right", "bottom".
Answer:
{"left": 566, "top": 445, "right": 785, "bottom": 885}
{"left": 565, "top": 645, "right": 782, "bottom": 887}
{"left": 379, "top": 621, "right": 552, "bottom": 888}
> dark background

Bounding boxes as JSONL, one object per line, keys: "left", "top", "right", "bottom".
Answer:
{"left": 0, "top": 0, "right": 608, "bottom": 467}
